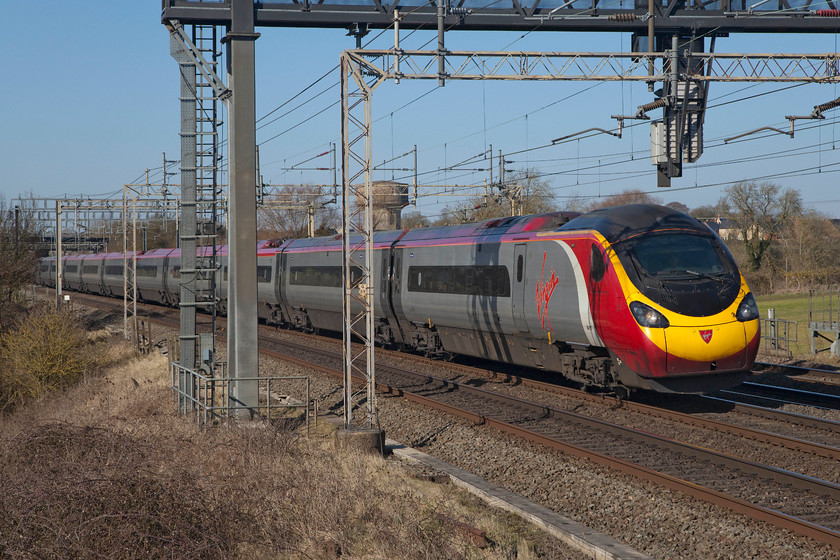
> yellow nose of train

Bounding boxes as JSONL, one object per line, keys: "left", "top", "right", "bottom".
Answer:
{"left": 636, "top": 289, "right": 761, "bottom": 375}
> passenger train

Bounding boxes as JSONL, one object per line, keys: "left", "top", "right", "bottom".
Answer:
{"left": 38, "top": 204, "right": 760, "bottom": 396}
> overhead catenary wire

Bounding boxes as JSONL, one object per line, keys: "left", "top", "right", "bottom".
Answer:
{"left": 130, "top": 7, "right": 840, "bottom": 215}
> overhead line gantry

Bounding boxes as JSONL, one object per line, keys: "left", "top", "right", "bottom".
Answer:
{"left": 162, "top": 0, "right": 840, "bottom": 433}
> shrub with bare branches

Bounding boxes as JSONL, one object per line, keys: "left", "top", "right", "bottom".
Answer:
{"left": 0, "top": 305, "right": 91, "bottom": 412}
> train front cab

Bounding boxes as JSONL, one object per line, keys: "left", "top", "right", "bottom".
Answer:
{"left": 581, "top": 208, "right": 761, "bottom": 394}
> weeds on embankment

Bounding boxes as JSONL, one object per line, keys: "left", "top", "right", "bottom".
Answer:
{"left": 0, "top": 308, "right": 557, "bottom": 560}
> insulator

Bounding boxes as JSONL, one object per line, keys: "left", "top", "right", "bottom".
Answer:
{"left": 815, "top": 97, "right": 840, "bottom": 113}
{"left": 639, "top": 98, "right": 668, "bottom": 112}
{"left": 449, "top": 7, "right": 471, "bottom": 15}
{"left": 815, "top": 9, "right": 840, "bottom": 16}
{"left": 608, "top": 13, "right": 638, "bottom": 21}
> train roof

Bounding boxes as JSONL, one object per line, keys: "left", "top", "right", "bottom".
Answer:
{"left": 559, "top": 204, "right": 709, "bottom": 243}
{"left": 398, "top": 211, "right": 579, "bottom": 243}
{"left": 138, "top": 248, "right": 178, "bottom": 258}
{"left": 283, "top": 229, "right": 408, "bottom": 252}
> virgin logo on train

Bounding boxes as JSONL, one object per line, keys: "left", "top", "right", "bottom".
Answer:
{"left": 535, "top": 251, "right": 559, "bottom": 332}
{"left": 700, "top": 329, "right": 713, "bottom": 344}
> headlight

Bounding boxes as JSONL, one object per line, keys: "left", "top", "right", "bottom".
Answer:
{"left": 736, "top": 293, "right": 759, "bottom": 322}
{"left": 629, "top": 301, "right": 670, "bottom": 328}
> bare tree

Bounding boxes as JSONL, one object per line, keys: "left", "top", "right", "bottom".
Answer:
{"left": 437, "top": 169, "right": 557, "bottom": 225}
{"left": 586, "top": 189, "right": 663, "bottom": 211}
{"left": 0, "top": 197, "right": 38, "bottom": 325}
{"left": 258, "top": 185, "right": 336, "bottom": 239}
{"left": 716, "top": 181, "right": 802, "bottom": 271}
{"left": 665, "top": 201, "right": 690, "bottom": 215}
{"left": 400, "top": 210, "right": 430, "bottom": 229}
{"left": 777, "top": 210, "right": 840, "bottom": 287}
{"left": 690, "top": 204, "right": 719, "bottom": 220}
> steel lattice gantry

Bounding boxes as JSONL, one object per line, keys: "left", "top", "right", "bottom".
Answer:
{"left": 162, "top": 0, "right": 840, "bottom": 33}
{"left": 163, "top": 0, "right": 840, "bottom": 428}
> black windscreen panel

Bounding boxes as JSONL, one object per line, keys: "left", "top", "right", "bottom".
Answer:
{"left": 408, "top": 265, "right": 510, "bottom": 297}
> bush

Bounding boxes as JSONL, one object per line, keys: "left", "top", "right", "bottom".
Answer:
{"left": 0, "top": 306, "right": 91, "bottom": 413}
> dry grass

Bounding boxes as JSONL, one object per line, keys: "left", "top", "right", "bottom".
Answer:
{"left": 0, "top": 310, "right": 565, "bottom": 560}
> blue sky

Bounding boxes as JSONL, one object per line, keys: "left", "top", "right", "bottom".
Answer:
{"left": 2, "top": 2, "right": 839, "bottom": 220}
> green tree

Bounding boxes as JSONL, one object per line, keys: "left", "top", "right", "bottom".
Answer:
{"left": 716, "top": 181, "right": 802, "bottom": 271}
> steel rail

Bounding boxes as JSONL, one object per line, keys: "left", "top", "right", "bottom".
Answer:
{"left": 717, "top": 381, "right": 840, "bottom": 410}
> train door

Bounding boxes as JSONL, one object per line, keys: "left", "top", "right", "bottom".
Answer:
{"left": 276, "top": 250, "right": 294, "bottom": 322}
{"left": 512, "top": 243, "right": 528, "bottom": 332}
{"left": 587, "top": 241, "right": 608, "bottom": 334}
{"left": 390, "top": 248, "right": 411, "bottom": 339}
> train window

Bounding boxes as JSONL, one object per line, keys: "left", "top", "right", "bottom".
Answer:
{"left": 629, "top": 234, "right": 732, "bottom": 279}
{"left": 40, "top": 265, "right": 49, "bottom": 272}
{"left": 290, "top": 266, "right": 362, "bottom": 287}
{"left": 407, "top": 266, "right": 510, "bottom": 297}
{"left": 83, "top": 265, "right": 99, "bottom": 275}
{"left": 65, "top": 265, "right": 78, "bottom": 273}
{"left": 137, "top": 265, "right": 158, "bottom": 278}
{"left": 223, "top": 267, "right": 228, "bottom": 282}
{"left": 171, "top": 266, "right": 181, "bottom": 278}
{"left": 516, "top": 255, "right": 524, "bottom": 283}
{"left": 104, "top": 265, "right": 123, "bottom": 276}
{"left": 590, "top": 244, "right": 606, "bottom": 283}
{"left": 257, "top": 266, "right": 272, "bottom": 283}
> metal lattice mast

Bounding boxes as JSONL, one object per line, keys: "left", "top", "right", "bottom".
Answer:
{"left": 340, "top": 53, "right": 385, "bottom": 429}
{"left": 193, "top": 23, "right": 221, "bottom": 373}
{"left": 171, "top": 30, "right": 199, "bottom": 373}
{"left": 123, "top": 185, "right": 140, "bottom": 342}
{"left": 169, "top": 22, "right": 224, "bottom": 376}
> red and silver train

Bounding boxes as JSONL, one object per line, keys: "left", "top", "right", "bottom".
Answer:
{"left": 39, "top": 204, "right": 760, "bottom": 395}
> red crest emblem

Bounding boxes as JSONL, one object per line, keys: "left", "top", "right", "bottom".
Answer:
{"left": 700, "top": 330, "right": 713, "bottom": 344}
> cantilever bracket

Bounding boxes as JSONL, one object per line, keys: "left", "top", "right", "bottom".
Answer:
{"left": 168, "top": 19, "right": 232, "bottom": 103}
{"left": 726, "top": 96, "right": 840, "bottom": 143}
{"left": 552, "top": 124, "right": 622, "bottom": 143}
{"left": 724, "top": 124, "right": 794, "bottom": 143}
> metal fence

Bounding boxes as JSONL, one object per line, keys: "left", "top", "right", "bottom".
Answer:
{"left": 809, "top": 289, "right": 840, "bottom": 355}
{"left": 171, "top": 362, "right": 313, "bottom": 432}
{"left": 761, "top": 314, "right": 798, "bottom": 358}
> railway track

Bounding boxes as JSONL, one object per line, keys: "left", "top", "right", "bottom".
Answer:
{"left": 714, "top": 381, "right": 840, "bottom": 411}
{"left": 64, "top": 290, "right": 840, "bottom": 547}
{"left": 255, "top": 331, "right": 840, "bottom": 546}
{"left": 755, "top": 361, "right": 840, "bottom": 386}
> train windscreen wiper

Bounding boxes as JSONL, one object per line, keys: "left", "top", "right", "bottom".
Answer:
{"left": 683, "top": 269, "right": 726, "bottom": 283}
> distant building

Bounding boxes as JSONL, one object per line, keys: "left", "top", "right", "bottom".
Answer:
{"left": 700, "top": 217, "right": 743, "bottom": 241}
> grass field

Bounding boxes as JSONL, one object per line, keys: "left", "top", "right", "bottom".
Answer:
{"left": 755, "top": 291, "right": 840, "bottom": 364}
